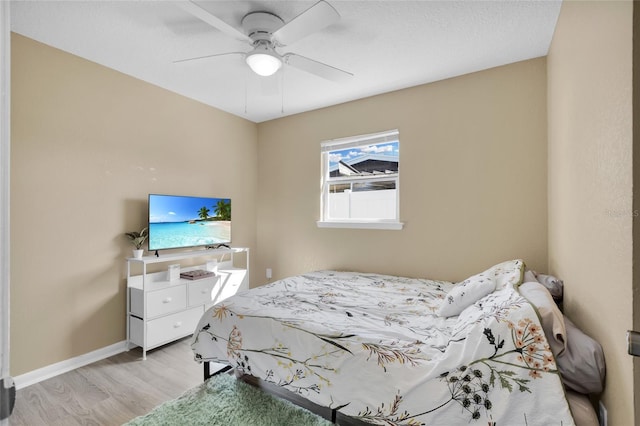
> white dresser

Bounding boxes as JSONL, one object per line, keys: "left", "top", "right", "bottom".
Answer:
{"left": 126, "top": 247, "right": 249, "bottom": 359}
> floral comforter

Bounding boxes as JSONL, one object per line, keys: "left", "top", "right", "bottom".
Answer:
{"left": 191, "top": 261, "right": 575, "bottom": 425}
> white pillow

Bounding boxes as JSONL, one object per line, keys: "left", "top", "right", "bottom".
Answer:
{"left": 438, "top": 271, "right": 496, "bottom": 317}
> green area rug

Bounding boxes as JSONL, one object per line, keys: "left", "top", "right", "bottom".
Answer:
{"left": 124, "top": 373, "right": 333, "bottom": 426}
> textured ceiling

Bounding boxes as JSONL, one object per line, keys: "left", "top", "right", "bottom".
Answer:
{"left": 10, "top": 0, "right": 562, "bottom": 123}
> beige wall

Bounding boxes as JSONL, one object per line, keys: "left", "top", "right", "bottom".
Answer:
{"left": 256, "top": 58, "right": 548, "bottom": 284}
{"left": 635, "top": 1, "right": 640, "bottom": 420}
{"left": 10, "top": 34, "right": 258, "bottom": 376}
{"left": 547, "top": 1, "right": 633, "bottom": 425}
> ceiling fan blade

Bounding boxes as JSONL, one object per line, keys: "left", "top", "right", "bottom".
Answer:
{"left": 176, "top": 1, "right": 251, "bottom": 43}
{"left": 284, "top": 53, "right": 353, "bottom": 82}
{"left": 272, "top": 0, "right": 340, "bottom": 46}
{"left": 173, "top": 51, "right": 245, "bottom": 64}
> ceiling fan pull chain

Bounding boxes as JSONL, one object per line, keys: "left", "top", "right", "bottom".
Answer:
{"left": 281, "top": 67, "right": 285, "bottom": 114}
{"left": 244, "top": 67, "right": 249, "bottom": 115}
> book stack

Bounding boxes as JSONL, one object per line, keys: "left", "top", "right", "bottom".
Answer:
{"left": 180, "top": 269, "right": 215, "bottom": 280}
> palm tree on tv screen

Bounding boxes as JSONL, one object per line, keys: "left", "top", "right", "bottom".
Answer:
{"left": 198, "top": 206, "right": 210, "bottom": 221}
{"left": 214, "top": 200, "right": 231, "bottom": 221}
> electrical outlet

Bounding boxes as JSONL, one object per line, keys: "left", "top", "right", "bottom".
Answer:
{"left": 266, "top": 268, "right": 272, "bottom": 279}
{"left": 598, "top": 401, "right": 607, "bottom": 426}
{"left": 627, "top": 330, "right": 640, "bottom": 356}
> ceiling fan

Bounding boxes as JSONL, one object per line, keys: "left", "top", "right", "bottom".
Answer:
{"left": 175, "top": 0, "right": 353, "bottom": 82}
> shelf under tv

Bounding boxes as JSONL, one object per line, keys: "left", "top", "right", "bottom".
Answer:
{"left": 127, "top": 246, "right": 246, "bottom": 264}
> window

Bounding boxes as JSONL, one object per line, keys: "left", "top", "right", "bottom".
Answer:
{"left": 318, "top": 129, "right": 403, "bottom": 230}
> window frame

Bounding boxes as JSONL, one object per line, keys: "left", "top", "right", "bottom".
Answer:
{"left": 317, "top": 129, "right": 403, "bottom": 230}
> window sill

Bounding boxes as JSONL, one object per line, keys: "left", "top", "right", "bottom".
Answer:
{"left": 316, "top": 221, "right": 404, "bottom": 230}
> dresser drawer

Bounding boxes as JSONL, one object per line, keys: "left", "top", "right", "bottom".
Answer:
{"left": 146, "top": 286, "right": 187, "bottom": 318}
{"left": 145, "top": 306, "right": 203, "bottom": 348}
{"left": 188, "top": 278, "right": 217, "bottom": 307}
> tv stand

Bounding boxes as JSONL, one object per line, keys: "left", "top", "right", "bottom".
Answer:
{"left": 154, "top": 250, "right": 159, "bottom": 257}
{"left": 126, "top": 247, "right": 249, "bottom": 360}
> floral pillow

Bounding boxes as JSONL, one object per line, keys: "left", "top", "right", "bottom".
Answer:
{"left": 438, "top": 271, "right": 496, "bottom": 317}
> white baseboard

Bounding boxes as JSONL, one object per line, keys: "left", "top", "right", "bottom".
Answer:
{"left": 13, "top": 340, "right": 128, "bottom": 389}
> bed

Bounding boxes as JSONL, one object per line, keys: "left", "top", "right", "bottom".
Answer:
{"left": 191, "top": 260, "right": 581, "bottom": 425}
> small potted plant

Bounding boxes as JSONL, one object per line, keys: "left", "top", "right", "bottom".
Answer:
{"left": 125, "top": 227, "right": 148, "bottom": 259}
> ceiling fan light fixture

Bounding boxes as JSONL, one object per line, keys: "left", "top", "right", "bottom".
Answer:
{"left": 246, "top": 46, "right": 282, "bottom": 77}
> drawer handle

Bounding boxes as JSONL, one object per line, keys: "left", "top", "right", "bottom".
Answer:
{"left": 173, "top": 322, "right": 182, "bottom": 328}
{"left": 163, "top": 297, "right": 173, "bottom": 304}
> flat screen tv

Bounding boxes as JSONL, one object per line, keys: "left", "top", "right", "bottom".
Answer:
{"left": 148, "top": 194, "right": 231, "bottom": 252}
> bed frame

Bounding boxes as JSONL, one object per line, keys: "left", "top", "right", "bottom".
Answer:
{"left": 203, "top": 361, "right": 367, "bottom": 426}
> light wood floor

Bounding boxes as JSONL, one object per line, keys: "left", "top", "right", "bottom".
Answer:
{"left": 8, "top": 338, "right": 207, "bottom": 426}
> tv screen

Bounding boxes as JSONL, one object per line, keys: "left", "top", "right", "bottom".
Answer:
{"left": 148, "top": 194, "right": 231, "bottom": 251}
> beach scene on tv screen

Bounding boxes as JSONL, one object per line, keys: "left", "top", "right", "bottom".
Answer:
{"left": 149, "top": 195, "right": 231, "bottom": 250}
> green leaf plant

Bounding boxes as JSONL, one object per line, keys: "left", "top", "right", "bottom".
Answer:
{"left": 125, "top": 227, "right": 148, "bottom": 250}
